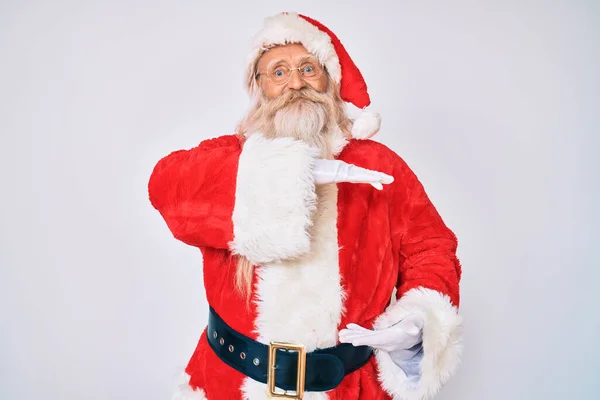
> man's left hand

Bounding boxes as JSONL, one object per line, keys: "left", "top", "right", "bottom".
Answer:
{"left": 338, "top": 314, "right": 423, "bottom": 354}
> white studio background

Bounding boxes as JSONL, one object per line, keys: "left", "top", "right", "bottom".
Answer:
{"left": 1, "top": 1, "right": 598, "bottom": 399}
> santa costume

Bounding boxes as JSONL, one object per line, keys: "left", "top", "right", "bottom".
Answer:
{"left": 148, "top": 11, "right": 463, "bottom": 400}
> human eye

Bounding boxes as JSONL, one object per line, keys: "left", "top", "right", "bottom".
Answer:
{"left": 268, "top": 63, "right": 289, "bottom": 81}
{"left": 301, "top": 61, "right": 320, "bottom": 77}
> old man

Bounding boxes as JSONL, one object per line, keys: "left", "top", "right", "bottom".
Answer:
{"left": 149, "top": 11, "right": 463, "bottom": 400}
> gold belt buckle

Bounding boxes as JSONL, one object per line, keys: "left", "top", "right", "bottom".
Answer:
{"left": 267, "top": 341, "right": 307, "bottom": 399}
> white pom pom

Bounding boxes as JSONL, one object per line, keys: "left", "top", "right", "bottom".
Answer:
{"left": 351, "top": 111, "right": 381, "bottom": 139}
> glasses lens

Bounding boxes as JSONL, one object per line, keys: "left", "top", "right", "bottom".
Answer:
{"left": 300, "top": 59, "right": 323, "bottom": 78}
{"left": 267, "top": 63, "right": 290, "bottom": 83}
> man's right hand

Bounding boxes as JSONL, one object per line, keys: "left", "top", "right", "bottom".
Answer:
{"left": 312, "top": 159, "right": 394, "bottom": 190}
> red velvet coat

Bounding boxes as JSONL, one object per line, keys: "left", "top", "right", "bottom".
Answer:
{"left": 148, "top": 133, "right": 463, "bottom": 400}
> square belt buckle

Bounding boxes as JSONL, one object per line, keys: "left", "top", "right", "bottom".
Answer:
{"left": 267, "top": 341, "right": 307, "bottom": 399}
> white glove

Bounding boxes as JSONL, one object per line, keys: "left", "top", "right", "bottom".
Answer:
{"left": 338, "top": 314, "right": 424, "bottom": 356}
{"left": 312, "top": 159, "right": 394, "bottom": 190}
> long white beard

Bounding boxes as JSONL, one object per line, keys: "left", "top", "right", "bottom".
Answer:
{"left": 270, "top": 99, "right": 333, "bottom": 157}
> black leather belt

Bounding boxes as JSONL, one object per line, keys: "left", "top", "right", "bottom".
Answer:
{"left": 207, "top": 306, "right": 373, "bottom": 397}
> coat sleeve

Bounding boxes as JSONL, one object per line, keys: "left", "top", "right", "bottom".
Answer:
{"left": 373, "top": 155, "right": 463, "bottom": 400}
{"left": 148, "top": 133, "right": 321, "bottom": 264}
{"left": 148, "top": 135, "right": 241, "bottom": 250}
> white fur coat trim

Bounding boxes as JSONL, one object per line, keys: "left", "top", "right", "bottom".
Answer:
{"left": 241, "top": 182, "right": 342, "bottom": 400}
{"left": 229, "top": 133, "right": 321, "bottom": 265}
{"left": 373, "top": 287, "right": 463, "bottom": 400}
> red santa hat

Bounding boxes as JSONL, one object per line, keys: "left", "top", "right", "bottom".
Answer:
{"left": 246, "top": 12, "right": 381, "bottom": 140}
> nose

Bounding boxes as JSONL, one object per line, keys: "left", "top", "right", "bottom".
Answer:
{"left": 286, "top": 69, "right": 307, "bottom": 90}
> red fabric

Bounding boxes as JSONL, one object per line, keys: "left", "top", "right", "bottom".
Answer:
{"left": 148, "top": 135, "right": 241, "bottom": 249}
{"left": 148, "top": 135, "right": 461, "bottom": 399}
{"left": 184, "top": 246, "right": 260, "bottom": 397}
{"left": 298, "top": 14, "right": 371, "bottom": 109}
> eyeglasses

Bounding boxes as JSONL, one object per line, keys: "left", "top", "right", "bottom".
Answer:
{"left": 256, "top": 56, "right": 325, "bottom": 84}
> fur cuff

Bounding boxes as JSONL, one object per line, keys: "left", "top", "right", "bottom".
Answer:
{"left": 171, "top": 373, "right": 207, "bottom": 400}
{"left": 229, "top": 134, "right": 321, "bottom": 265}
{"left": 373, "top": 287, "right": 463, "bottom": 400}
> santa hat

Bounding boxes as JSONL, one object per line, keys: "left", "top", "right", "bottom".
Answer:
{"left": 245, "top": 12, "right": 381, "bottom": 140}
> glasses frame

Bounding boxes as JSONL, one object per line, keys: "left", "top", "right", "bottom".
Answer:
{"left": 255, "top": 56, "right": 326, "bottom": 85}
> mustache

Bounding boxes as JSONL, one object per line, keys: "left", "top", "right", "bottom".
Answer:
{"left": 264, "top": 86, "right": 330, "bottom": 113}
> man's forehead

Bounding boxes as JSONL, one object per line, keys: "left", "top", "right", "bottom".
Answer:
{"left": 257, "top": 43, "right": 315, "bottom": 66}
